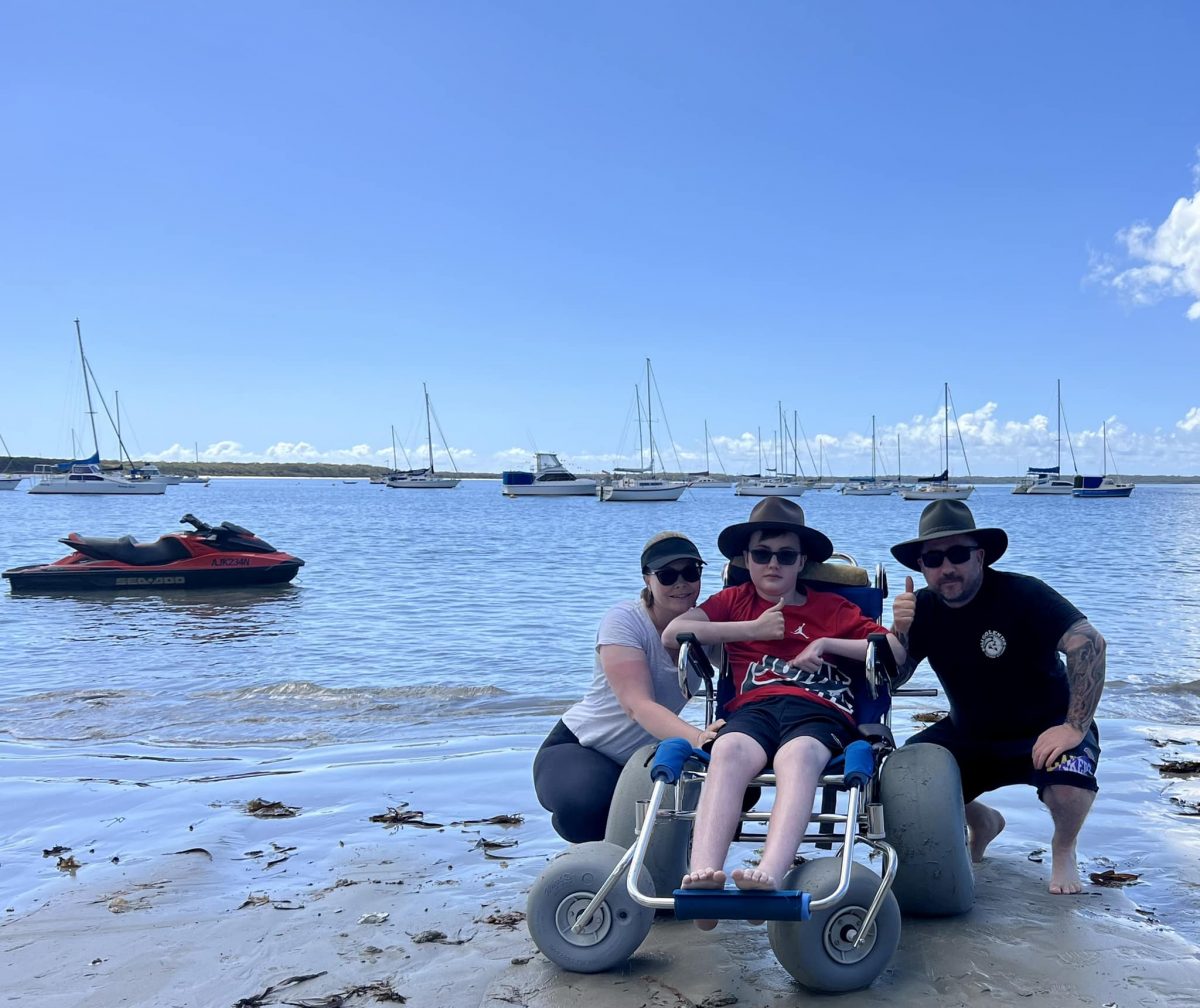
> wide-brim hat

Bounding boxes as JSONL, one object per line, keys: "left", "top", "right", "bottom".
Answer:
{"left": 717, "top": 497, "right": 833, "bottom": 564}
{"left": 890, "top": 499, "right": 1008, "bottom": 571}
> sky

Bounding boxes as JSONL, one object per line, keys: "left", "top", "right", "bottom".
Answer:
{"left": 2, "top": 2, "right": 1199, "bottom": 477}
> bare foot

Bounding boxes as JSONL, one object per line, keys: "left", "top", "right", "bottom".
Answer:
{"left": 967, "top": 806, "right": 1006, "bottom": 863}
{"left": 731, "top": 867, "right": 777, "bottom": 891}
{"left": 681, "top": 868, "right": 726, "bottom": 930}
{"left": 1048, "top": 849, "right": 1083, "bottom": 895}
{"left": 730, "top": 867, "right": 775, "bottom": 924}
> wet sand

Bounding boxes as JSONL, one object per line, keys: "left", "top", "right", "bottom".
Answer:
{"left": 2, "top": 720, "right": 1199, "bottom": 1007}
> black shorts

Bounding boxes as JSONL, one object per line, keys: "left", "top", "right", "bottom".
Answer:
{"left": 720, "top": 695, "right": 856, "bottom": 763}
{"left": 907, "top": 718, "right": 1101, "bottom": 803}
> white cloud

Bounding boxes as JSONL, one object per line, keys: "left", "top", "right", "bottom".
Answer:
{"left": 1178, "top": 407, "right": 1200, "bottom": 433}
{"left": 1102, "top": 153, "right": 1200, "bottom": 320}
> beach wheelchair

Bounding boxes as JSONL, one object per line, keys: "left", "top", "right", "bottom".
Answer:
{"left": 526, "top": 554, "right": 974, "bottom": 993}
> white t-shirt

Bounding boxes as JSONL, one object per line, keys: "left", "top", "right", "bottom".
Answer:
{"left": 562, "top": 598, "right": 700, "bottom": 764}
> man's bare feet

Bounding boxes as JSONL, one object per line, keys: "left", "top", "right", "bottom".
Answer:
{"left": 1048, "top": 848, "right": 1084, "bottom": 895}
{"left": 966, "top": 805, "right": 1006, "bottom": 862}
{"left": 681, "top": 868, "right": 726, "bottom": 930}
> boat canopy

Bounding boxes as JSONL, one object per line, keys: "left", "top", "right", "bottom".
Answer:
{"left": 917, "top": 469, "right": 949, "bottom": 483}
{"left": 55, "top": 451, "right": 100, "bottom": 472}
{"left": 1025, "top": 465, "right": 1060, "bottom": 475}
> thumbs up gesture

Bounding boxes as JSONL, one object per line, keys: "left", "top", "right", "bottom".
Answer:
{"left": 755, "top": 598, "right": 788, "bottom": 639}
{"left": 891, "top": 575, "right": 917, "bottom": 637}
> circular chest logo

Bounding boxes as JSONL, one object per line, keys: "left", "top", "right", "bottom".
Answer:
{"left": 980, "top": 629, "right": 1007, "bottom": 659}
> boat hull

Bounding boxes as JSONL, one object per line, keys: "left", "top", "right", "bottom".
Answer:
{"left": 899, "top": 484, "right": 974, "bottom": 501}
{"left": 3, "top": 559, "right": 303, "bottom": 592}
{"left": 599, "top": 481, "right": 686, "bottom": 501}
{"left": 502, "top": 481, "right": 597, "bottom": 497}
{"left": 386, "top": 478, "right": 460, "bottom": 489}
{"left": 734, "top": 481, "right": 806, "bottom": 497}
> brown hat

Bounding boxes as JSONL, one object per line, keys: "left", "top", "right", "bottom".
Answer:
{"left": 717, "top": 497, "right": 833, "bottom": 563}
{"left": 890, "top": 499, "right": 1008, "bottom": 571}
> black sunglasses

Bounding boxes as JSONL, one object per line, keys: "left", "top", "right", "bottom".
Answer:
{"left": 918, "top": 544, "right": 978, "bottom": 569}
{"left": 748, "top": 547, "right": 802, "bottom": 566}
{"left": 650, "top": 561, "right": 703, "bottom": 585}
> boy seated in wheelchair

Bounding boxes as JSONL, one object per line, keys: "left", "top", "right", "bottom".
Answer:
{"left": 662, "top": 498, "right": 906, "bottom": 929}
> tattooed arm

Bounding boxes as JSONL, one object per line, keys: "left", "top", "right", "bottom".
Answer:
{"left": 1059, "top": 618, "right": 1107, "bottom": 732}
{"left": 1031, "top": 618, "right": 1106, "bottom": 769}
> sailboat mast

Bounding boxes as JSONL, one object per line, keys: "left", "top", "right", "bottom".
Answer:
{"left": 390, "top": 425, "right": 398, "bottom": 470}
{"left": 423, "top": 383, "right": 435, "bottom": 472}
{"left": 75, "top": 319, "right": 100, "bottom": 458}
{"left": 944, "top": 382, "right": 950, "bottom": 481}
{"left": 645, "top": 358, "right": 654, "bottom": 475}
{"left": 704, "top": 419, "right": 711, "bottom": 472}
{"left": 870, "top": 415, "right": 877, "bottom": 479}
{"left": 1056, "top": 378, "right": 1062, "bottom": 472}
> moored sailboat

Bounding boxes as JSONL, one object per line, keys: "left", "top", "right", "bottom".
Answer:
{"left": 1072, "top": 421, "right": 1134, "bottom": 498}
{"left": 386, "top": 385, "right": 460, "bottom": 489}
{"left": 899, "top": 383, "right": 974, "bottom": 501}
{"left": 1013, "top": 380, "right": 1073, "bottom": 495}
{"left": 599, "top": 359, "right": 687, "bottom": 502}
{"left": 29, "top": 321, "right": 164, "bottom": 496}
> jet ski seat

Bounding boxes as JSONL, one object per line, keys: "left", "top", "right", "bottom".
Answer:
{"left": 62, "top": 533, "right": 192, "bottom": 566}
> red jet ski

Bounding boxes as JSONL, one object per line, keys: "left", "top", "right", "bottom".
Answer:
{"left": 2, "top": 513, "right": 304, "bottom": 591}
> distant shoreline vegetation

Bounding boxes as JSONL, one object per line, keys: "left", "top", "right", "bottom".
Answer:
{"left": 4, "top": 457, "right": 1200, "bottom": 483}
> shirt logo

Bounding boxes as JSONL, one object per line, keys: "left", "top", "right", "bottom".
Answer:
{"left": 791, "top": 623, "right": 809, "bottom": 639}
{"left": 980, "top": 629, "right": 1006, "bottom": 658}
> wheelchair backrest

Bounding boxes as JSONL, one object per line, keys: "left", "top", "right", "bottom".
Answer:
{"left": 717, "top": 559, "right": 889, "bottom": 725}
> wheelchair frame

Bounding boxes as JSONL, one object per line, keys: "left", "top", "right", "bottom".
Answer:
{"left": 527, "top": 554, "right": 967, "bottom": 993}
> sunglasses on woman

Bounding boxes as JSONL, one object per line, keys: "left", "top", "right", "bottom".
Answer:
{"left": 650, "top": 561, "right": 704, "bottom": 585}
{"left": 918, "top": 544, "right": 978, "bottom": 568}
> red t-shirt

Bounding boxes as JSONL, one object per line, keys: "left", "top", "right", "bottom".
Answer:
{"left": 698, "top": 581, "right": 888, "bottom": 722}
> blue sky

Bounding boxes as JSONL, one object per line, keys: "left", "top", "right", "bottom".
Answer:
{"left": 3, "top": 2, "right": 1198, "bottom": 476}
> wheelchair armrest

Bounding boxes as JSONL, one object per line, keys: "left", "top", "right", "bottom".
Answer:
{"left": 676, "top": 632, "right": 716, "bottom": 700}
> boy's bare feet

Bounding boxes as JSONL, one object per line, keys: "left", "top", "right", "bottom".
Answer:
{"left": 681, "top": 868, "right": 726, "bottom": 930}
{"left": 730, "top": 867, "right": 777, "bottom": 890}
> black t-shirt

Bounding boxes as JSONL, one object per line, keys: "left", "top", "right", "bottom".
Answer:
{"left": 906, "top": 569, "right": 1084, "bottom": 741}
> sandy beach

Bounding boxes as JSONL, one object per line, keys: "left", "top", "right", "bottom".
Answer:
{"left": 3, "top": 719, "right": 1200, "bottom": 1008}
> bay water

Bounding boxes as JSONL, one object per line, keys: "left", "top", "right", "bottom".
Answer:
{"left": 1, "top": 480, "right": 1198, "bottom": 944}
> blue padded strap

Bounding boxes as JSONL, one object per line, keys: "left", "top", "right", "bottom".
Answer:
{"left": 650, "top": 737, "right": 709, "bottom": 783}
{"left": 673, "top": 887, "right": 811, "bottom": 922}
{"left": 841, "top": 739, "right": 875, "bottom": 789}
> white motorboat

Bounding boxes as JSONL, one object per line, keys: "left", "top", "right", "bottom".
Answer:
{"left": 127, "top": 463, "right": 184, "bottom": 485}
{"left": 386, "top": 385, "right": 460, "bottom": 490}
{"left": 502, "top": 452, "right": 597, "bottom": 497}
{"left": 899, "top": 384, "right": 975, "bottom": 501}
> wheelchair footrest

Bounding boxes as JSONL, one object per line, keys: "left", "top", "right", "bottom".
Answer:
{"left": 671, "top": 887, "right": 811, "bottom": 922}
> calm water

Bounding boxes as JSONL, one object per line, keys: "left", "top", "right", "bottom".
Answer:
{"left": 2, "top": 479, "right": 1197, "bottom": 743}
{"left": 2, "top": 480, "right": 1199, "bottom": 938}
